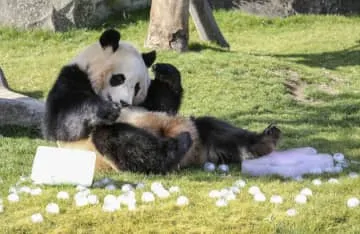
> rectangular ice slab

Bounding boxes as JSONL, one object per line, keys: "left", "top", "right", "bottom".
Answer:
{"left": 31, "top": 146, "right": 96, "bottom": 186}
{"left": 241, "top": 148, "right": 334, "bottom": 178}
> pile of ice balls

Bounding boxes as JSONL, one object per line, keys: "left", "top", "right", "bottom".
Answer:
{"left": 1, "top": 176, "right": 192, "bottom": 223}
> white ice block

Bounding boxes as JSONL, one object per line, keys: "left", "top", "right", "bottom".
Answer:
{"left": 241, "top": 149, "right": 334, "bottom": 178}
{"left": 31, "top": 146, "right": 96, "bottom": 186}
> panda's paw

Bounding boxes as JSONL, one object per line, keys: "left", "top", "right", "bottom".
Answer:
{"left": 163, "top": 132, "right": 192, "bottom": 171}
{"left": 152, "top": 63, "right": 182, "bottom": 90}
{"left": 263, "top": 124, "right": 281, "bottom": 140}
{"left": 96, "top": 102, "right": 121, "bottom": 124}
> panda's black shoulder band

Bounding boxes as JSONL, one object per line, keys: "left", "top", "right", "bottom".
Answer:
{"left": 99, "top": 29, "right": 121, "bottom": 52}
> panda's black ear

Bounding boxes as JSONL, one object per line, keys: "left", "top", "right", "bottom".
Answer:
{"left": 142, "top": 50, "right": 156, "bottom": 67}
{"left": 99, "top": 29, "right": 121, "bottom": 52}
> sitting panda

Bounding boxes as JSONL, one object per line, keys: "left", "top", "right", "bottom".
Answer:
{"left": 43, "top": 29, "right": 191, "bottom": 174}
{"left": 100, "top": 62, "right": 282, "bottom": 169}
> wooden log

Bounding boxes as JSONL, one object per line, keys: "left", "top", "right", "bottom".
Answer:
{"left": 189, "top": 0, "right": 230, "bottom": 48}
{"left": 0, "top": 67, "right": 44, "bottom": 128}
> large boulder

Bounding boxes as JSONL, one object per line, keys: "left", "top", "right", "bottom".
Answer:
{"left": 0, "top": 0, "right": 150, "bottom": 31}
{"left": 0, "top": 68, "right": 45, "bottom": 128}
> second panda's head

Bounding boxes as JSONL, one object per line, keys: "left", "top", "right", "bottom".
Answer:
{"left": 70, "top": 29, "right": 156, "bottom": 106}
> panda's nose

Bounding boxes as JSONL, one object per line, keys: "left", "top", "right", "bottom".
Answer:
{"left": 120, "top": 100, "right": 130, "bottom": 107}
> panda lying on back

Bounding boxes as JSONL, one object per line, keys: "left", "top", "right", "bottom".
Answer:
{"left": 100, "top": 63, "right": 281, "bottom": 169}
{"left": 43, "top": 29, "right": 191, "bottom": 174}
{"left": 43, "top": 29, "right": 281, "bottom": 174}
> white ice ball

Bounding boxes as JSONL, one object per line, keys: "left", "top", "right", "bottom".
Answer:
{"left": 30, "top": 188, "right": 42, "bottom": 196}
{"left": 19, "top": 186, "right": 31, "bottom": 194}
{"left": 234, "top": 179, "right": 246, "bottom": 188}
{"left": 136, "top": 183, "right": 145, "bottom": 190}
{"left": 155, "top": 189, "right": 170, "bottom": 199}
{"left": 347, "top": 197, "right": 359, "bottom": 208}
{"left": 75, "top": 196, "right": 89, "bottom": 207}
{"left": 224, "top": 191, "right": 236, "bottom": 201}
{"left": 141, "top": 192, "right": 155, "bottom": 203}
{"left": 333, "top": 153, "right": 345, "bottom": 162}
{"left": 349, "top": 172, "right": 359, "bottom": 179}
{"left": 248, "top": 186, "right": 261, "bottom": 195}
{"left": 209, "top": 190, "right": 221, "bottom": 198}
{"left": 328, "top": 178, "right": 339, "bottom": 184}
{"left": 57, "top": 191, "right": 69, "bottom": 200}
{"left": 270, "top": 195, "right": 283, "bottom": 204}
{"left": 7, "top": 193, "right": 19, "bottom": 203}
{"left": 217, "top": 164, "right": 229, "bottom": 173}
{"left": 169, "top": 186, "right": 180, "bottom": 194}
{"left": 176, "top": 196, "right": 189, "bottom": 206}
{"left": 121, "top": 184, "right": 133, "bottom": 193}
{"left": 215, "top": 199, "right": 228, "bottom": 207}
{"left": 46, "top": 203, "right": 60, "bottom": 214}
{"left": 312, "top": 179, "right": 322, "bottom": 186}
{"left": 87, "top": 194, "right": 99, "bottom": 205}
{"left": 229, "top": 186, "right": 240, "bottom": 194}
{"left": 31, "top": 213, "right": 44, "bottom": 223}
{"left": 295, "top": 194, "right": 307, "bottom": 204}
{"left": 104, "top": 194, "right": 117, "bottom": 205}
{"left": 100, "top": 177, "right": 112, "bottom": 185}
{"left": 286, "top": 208, "right": 297, "bottom": 216}
{"left": 105, "top": 184, "right": 117, "bottom": 191}
{"left": 151, "top": 182, "right": 164, "bottom": 192}
{"left": 203, "top": 162, "right": 216, "bottom": 172}
{"left": 300, "top": 188, "right": 312, "bottom": 196}
{"left": 254, "top": 193, "right": 266, "bottom": 202}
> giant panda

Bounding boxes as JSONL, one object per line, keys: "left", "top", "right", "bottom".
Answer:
{"left": 100, "top": 62, "right": 282, "bottom": 169}
{"left": 43, "top": 29, "right": 192, "bottom": 174}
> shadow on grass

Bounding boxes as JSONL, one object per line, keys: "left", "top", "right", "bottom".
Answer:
{"left": 254, "top": 40, "right": 360, "bottom": 69}
{"left": 188, "top": 42, "right": 231, "bottom": 53}
{"left": 0, "top": 125, "right": 42, "bottom": 139}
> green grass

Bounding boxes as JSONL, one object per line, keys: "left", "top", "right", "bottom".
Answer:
{"left": 1, "top": 10, "right": 360, "bottom": 233}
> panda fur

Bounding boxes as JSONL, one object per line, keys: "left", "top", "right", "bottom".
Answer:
{"left": 43, "top": 29, "right": 191, "bottom": 174}
{"left": 101, "top": 63, "right": 282, "bottom": 169}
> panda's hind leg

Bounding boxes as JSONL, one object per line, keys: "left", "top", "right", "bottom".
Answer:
{"left": 92, "top": 123, "right": 192, "bottom": 174}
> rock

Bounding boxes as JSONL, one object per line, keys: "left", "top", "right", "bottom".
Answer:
{"left": 0, "top": 0, "right": 151, "bottom": 31}
{"left": 0, "top": 68, "right": 44, "bottom": 128}
{"left": 208, "top": 0, "right": 360, "bottom": 17}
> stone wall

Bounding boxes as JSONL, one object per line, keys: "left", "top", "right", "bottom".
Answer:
{"left": 0, "top": 0, "right": 359, "bottom": 31}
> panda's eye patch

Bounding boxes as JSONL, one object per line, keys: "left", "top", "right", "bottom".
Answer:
{"left": 134, "top": 82, "right": 140, "bottom": 96}
{"left": 110, "top": 74, "right": 126, "bottom": 86}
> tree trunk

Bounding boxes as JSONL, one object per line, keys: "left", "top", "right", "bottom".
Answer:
{"left": 189, "top": 0, "right": 230, "bottom": 48}
{"left": 145, "top": 0, "right": 190, "bottom": 52}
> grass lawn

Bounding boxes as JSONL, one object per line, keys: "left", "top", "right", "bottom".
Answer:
{"left": 1, "top": 9, "right": 360, "bottom": 233}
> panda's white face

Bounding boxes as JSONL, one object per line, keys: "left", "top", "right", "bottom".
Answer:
{"left": 70, "top": 39, "right": 153, "bottom": 106}
{"left": 100, "top": 42, "right": 151, "bottom": 106}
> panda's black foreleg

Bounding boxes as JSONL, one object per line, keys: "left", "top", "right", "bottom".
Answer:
{"left": 139, "top": 63, "right": 183, "bottom": 115}
{"left": 43, "top": 64, "right": 121, "bottom": 141}
{"left": 92, "top": 123, "right": 192, "bottom": 174}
